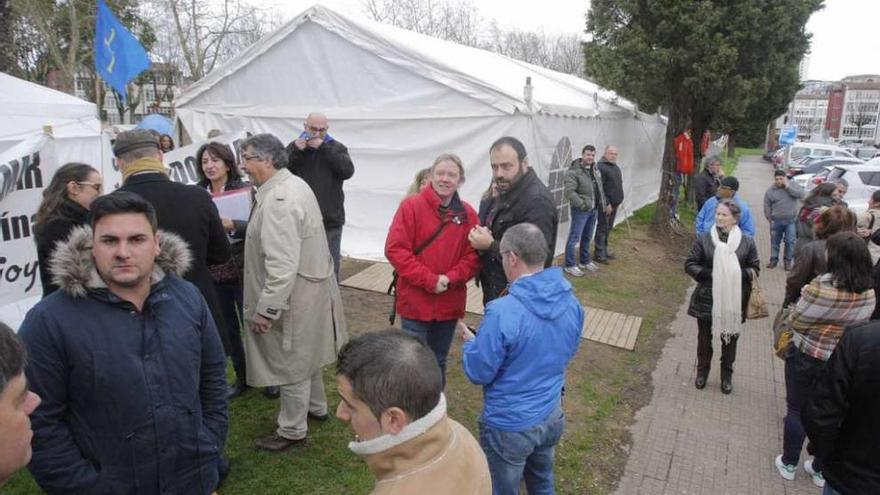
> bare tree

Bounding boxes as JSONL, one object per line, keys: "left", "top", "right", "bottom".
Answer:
{"left": 364, "top": 0, "right": 585, "bottom": 77}
{"left": 847, "top": 102, "right": 877, "bottom": 140}
{"left": 485, "top": 22, "right": 584, "bottom": 76}
{"left": 11, "top": 0, "right": 85, "bottom": 93}
{"left": 550, "top": 33, "right": 585, "bottom": 76}
{"left": 0, "top": 0, "right": 13, "bottom": 73}
{"left": 364, "top": 0, "right": 483, "bottom": 48}
{"left": 150, "top": 0, "right": 281, "bottom": 80}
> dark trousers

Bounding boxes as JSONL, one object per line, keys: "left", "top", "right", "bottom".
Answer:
{"left": 325, "top": 225, "right": 342, "bottom": 279}
{"left": 216, "top": 281, "right": 247, "bottom": 383}
{"left": 696, "top": 318, "right": 739, "bottom": 379}
{"left": 400, "top": 318, "right": 457, "bottom": 388}
{"left": 782, "top": 348, "right": 826, "bottom": 471}
{"left": 594, "top": 206, "right": 618, "bottom": 258}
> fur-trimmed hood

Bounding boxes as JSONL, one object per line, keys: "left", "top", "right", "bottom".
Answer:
{"left": 49, "top": 225, "right": 193, "bottom": 298}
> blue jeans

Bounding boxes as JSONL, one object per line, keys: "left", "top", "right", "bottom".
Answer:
{"left": 770, "top": 221, "right": 796, "bottom": 264}
{"left": 564, "top": 207, "right": 598, "bottom": 266}
{"left": 400, "top": 318, "right": 456, "bottom": 386}
{"left": 782, "top": 348, "right": 825, "bottom": 471}
{"left": 479, "top": 405, "right": 565, "bottom": 495}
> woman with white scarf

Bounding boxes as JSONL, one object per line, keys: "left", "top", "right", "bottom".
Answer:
{"left": 685, "top": 199, "right": 760, "bottom": 394}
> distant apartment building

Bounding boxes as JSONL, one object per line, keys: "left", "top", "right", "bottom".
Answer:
{"left": 785, "top": 80, "right": 833, "bottom": 141}
{"left": 798, "top": 56, "right": 810, "bottom": 82}
{"left": 71, "top": 63, "right": 184, "bottom": 126}
{"left": 825, "top": 84, "right": 845, "bottom": 139}
{"left": 839, "top": 75, "right": 880, "bottom": 143}
{"left": 772, "top": 75, "right": 880, "bottom": 145}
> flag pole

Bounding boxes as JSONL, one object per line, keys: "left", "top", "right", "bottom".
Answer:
{"left": 94, "top": 76, "right": 101, "bottom": 119}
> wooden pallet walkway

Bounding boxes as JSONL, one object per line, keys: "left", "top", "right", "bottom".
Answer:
{"left": 341, "top": 262, "right": 642, "bottom": 351}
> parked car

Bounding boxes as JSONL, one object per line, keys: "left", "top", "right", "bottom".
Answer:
{"left": 836, "top": 138, "right": 864, "bottom": 153}
{"left": 854, "top": 147, "right": 880, "bottom": 161}
{"left": 782, "top": 143, "right": 856, "bottom": 170}
{"left": 786, "top": 156, "right": 863, "bottom": 178}
{"left": 772, "top": 148, "right": 786, "bottom": 168}
{"left": 803, "top": 167, "right": 834, "bottom": 192}
{"left": 794, "top": 166, "right": 832, "bottom": 191}
{"left": 764, "top": 145, "right": 783, "bottom": 162}
{"left": 824, "top": 161, "right": 880, "bottom": 215}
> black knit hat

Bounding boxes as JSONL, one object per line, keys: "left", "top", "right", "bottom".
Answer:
{"left": 720, "top": 176, "right": 739, "bottom": 191}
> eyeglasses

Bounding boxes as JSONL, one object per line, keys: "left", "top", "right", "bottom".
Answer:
{"left": 77, "top": 181, "right": 103, "bottom": 193}
{"left": 241, "top": 154, "right": 262, "bottom": 162}
{"left": 307, "top": 126, "right": 328, "bottom": 134}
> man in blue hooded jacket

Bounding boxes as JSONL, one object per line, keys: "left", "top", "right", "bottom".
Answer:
{"left": 460, "top": 223, "right": 584, "bottom": 495}
{"left": 695, "top": 176, "right": 756, "bottom": 237}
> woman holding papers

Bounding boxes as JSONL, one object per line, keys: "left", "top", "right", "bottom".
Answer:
{"left": 197, "top": 141, "right": 252, "bottom": 399}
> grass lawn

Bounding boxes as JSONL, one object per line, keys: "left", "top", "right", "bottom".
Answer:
{"left": 5, "top": 200, "right": 709, "bottom": 495}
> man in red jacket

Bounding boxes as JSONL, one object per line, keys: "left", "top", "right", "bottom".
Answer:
{"left": 385, "top": 154, "right": 480, "bottom": 386}
{"left": 672, "top": 126, "right": 694, "bottom": 219}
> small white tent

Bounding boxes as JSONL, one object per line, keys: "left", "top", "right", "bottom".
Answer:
{"left": 0, "top": 72, "right": 112, "bottom": 169}
{"left": 0, "top": 72, "right": 116, "bottom": 327}
{"left": 175, "top": 5, "right": 666, "bottom": 260}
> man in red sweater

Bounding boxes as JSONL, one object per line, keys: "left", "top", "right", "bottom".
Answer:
{"left": 385, "top": 154, "right": 480, "bottom": 386}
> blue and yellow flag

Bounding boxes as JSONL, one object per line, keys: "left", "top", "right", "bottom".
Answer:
{"left": 95, "top": 0, "right": 150, "bottom": 102}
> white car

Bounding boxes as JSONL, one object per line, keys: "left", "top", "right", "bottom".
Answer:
{"left": 790, "top": 157, "right": 864, "bottom": 191}
{"left": 782, "top": 143, "right": 857, "bottom": 170}
{"left": 793, "top": 166, "right": 831, "bottom": 191}
{"left": 825, "top": 160, "right": 880, "bottom": 216}
{"left": 855, "top": 147, "right": 880, "bottom": 161}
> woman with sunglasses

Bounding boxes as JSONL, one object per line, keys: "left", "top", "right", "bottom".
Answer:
{"left": 34, "top": 162, "right": 103, "bottom": 296}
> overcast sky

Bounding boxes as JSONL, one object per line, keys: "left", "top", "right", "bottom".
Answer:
{"left": 263, "top": 0, "right": 879, "bottom": 81}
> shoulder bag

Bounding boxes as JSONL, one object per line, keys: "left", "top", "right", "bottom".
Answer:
{"left": 387, "top": 220, "right": 450, "bottom": 325}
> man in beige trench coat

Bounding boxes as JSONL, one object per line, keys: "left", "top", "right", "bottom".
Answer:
{"left": 240, "top": 133, "right": 348, "bottom": 451}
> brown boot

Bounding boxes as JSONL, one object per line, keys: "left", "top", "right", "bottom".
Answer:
{"left": 255, "top": 433, "right": 306, "bottom": 452}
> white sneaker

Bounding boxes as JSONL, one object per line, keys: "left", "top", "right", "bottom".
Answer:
{"left": 775, "top": 455, "right": 796, "bottom": 481}
{"left": 564, "top": 266, "right": 584, "bottom": 277}
{"left": 579, "top": 262, "right": 600, "bottom": 272}
{"left": 804, "top": 459, "right": 825, "bottom": 488}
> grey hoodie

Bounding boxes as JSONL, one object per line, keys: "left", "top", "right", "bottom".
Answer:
{"left": 763, "top": 182, "right": 804, "bottom": 223}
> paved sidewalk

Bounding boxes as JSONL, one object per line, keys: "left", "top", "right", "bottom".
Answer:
{"left": 615, "top": 156, "right": 820, "bottom": 495}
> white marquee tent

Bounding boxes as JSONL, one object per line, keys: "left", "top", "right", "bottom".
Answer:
{"left": 0, "top": 72, "right": 118, "bottom": 327}
{"left": 0, "top": 72, "right": 114, "bottom": 169}
{"left": 175, "top": 4, "right": 666, "bottom": 260}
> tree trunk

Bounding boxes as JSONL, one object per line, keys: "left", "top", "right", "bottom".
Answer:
{"left": 686, "top": 119, "right": 712, "bottom": 203}
{"left": 653, "top": 94, "right": 690, "bottom": 230}
{"left": 0, "top": 0, "right": 13, "bottom": 74}
{"left": 727, "top": 133, "right": 736, "bottom": 158}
